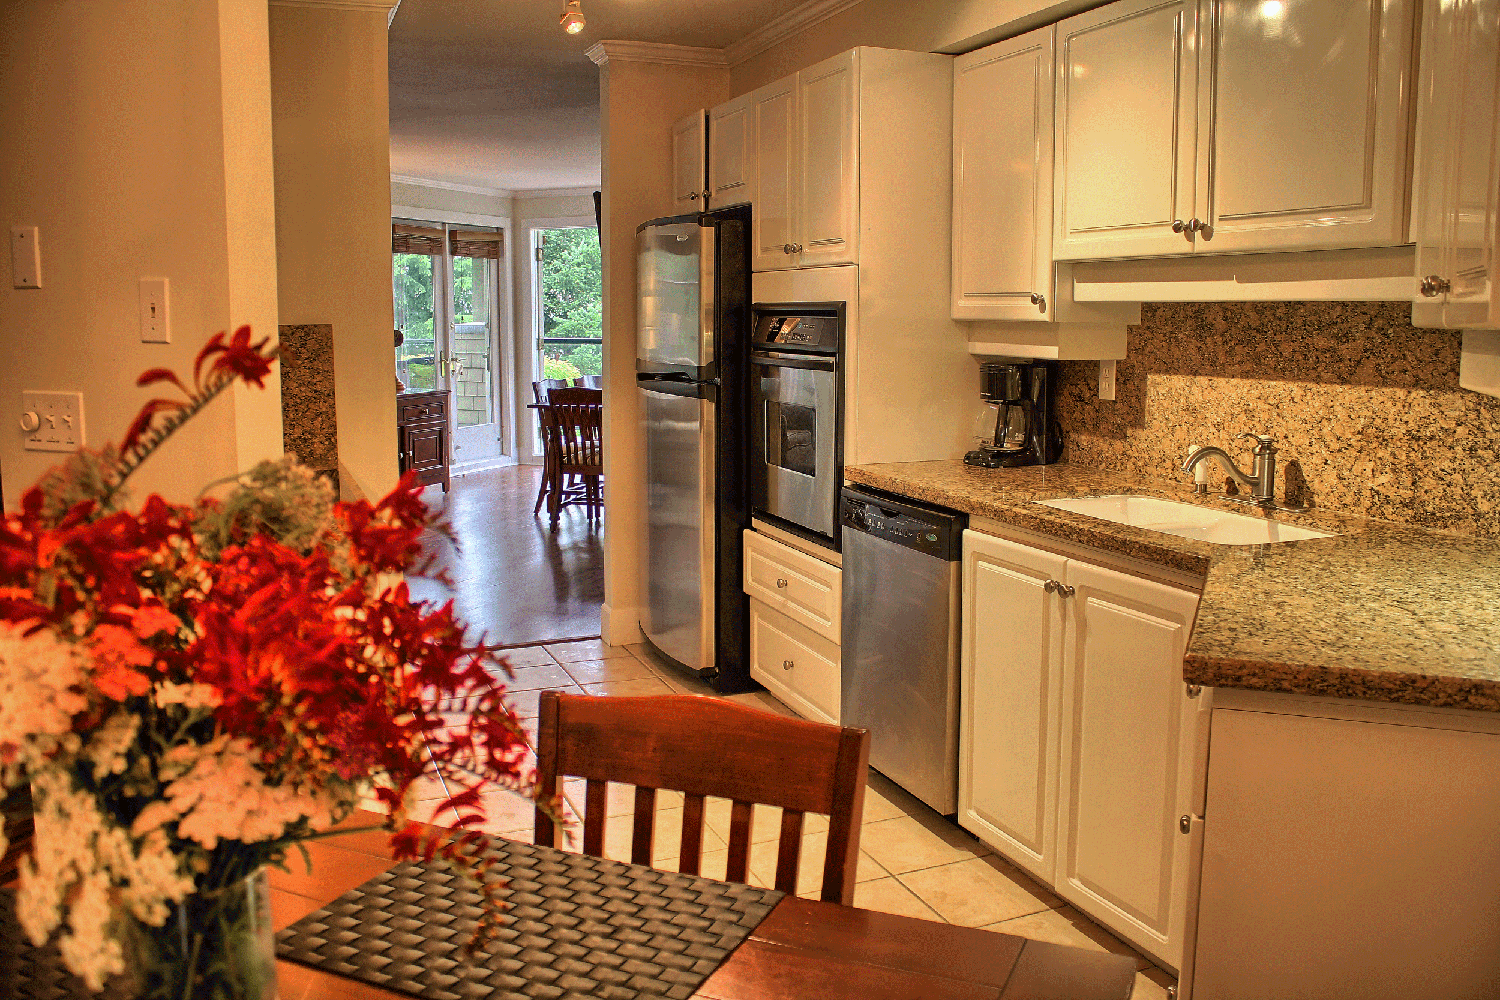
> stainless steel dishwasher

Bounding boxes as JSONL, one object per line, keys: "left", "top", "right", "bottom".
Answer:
{"left": 840, "top": 486, "right": 965, "bottom": 815}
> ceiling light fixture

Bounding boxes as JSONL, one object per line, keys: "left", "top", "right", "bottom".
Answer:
{"left": 560, "top": 0, "right": 586, "bottom": 34}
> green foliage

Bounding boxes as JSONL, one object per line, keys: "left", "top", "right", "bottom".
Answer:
{"left": 193, "top": 456, "right": 337, "bottom": 561}
{"left": 543, "top": 356, "right": 582, "bottom": 380}
{"left": 392, "top": 254, "right": 434, "bottom": 341}
{"left": 541, "top": 228, "right": 601, "bottom": 340}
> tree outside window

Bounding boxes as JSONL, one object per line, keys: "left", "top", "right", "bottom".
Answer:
{"left": 540, "top": 228, "right": 602, "bottom": 378}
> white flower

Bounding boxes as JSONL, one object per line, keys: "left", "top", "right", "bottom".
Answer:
{"left": 0, "top": 621, "right": 88, "bottom": 758}
{"left": 82, "top": 711, "right": 139, "bottom": 782}
{"left": 151, "top": 681, "right": 222, "bottom": 710}
{"left": 56, "top": 871, "right": 124, "bottom": 992}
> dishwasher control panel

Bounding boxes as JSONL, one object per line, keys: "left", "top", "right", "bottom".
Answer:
{"left": 840, "top": 489, "right": 963, "bottom": 560}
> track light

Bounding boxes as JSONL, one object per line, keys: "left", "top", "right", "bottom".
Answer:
{"left": 560, "top": 0, "right": 585, "bottom": 34}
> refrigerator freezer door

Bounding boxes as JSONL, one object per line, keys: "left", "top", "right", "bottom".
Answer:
{"left": 637, "top": 220, "right": 714, "bottom": 374}
{"left": 640, "top": 383, "right": 716, "bottom": 674}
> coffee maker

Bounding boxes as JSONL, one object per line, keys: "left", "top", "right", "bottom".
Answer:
{"left": 964, "top": 361, "right": 1063, "bottom": 468}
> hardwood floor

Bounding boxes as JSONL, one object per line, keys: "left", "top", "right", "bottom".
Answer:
{"left": 404, "top": 464, "right": 604, "bottom": 646}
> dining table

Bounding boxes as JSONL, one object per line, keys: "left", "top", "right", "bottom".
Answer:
{"left": 269, "top": 811, "right": 1139, "bottom": 1000}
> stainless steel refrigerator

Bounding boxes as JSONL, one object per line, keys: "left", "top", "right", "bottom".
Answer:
{"left": 636, "top": 206, "right": 751, "bottom": 692}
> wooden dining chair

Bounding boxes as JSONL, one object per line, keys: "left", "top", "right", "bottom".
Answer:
{"left": 533, "top": 691, "right": 871, "bottom": 905}
{"left": 531, "top": 378, "right": 572, "bottom": 404}
{"left": 545, "top": 387, "right": 603, "bottom": 524}
{"left": 573, "top": 374, "right": 604, "bottom": 389}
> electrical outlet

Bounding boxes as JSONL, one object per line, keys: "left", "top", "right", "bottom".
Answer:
{"left": 139, "top": 277, "right": 170, "bottom": 343}
{"left": 11, "top": 226, "right": 41, "bottom": 288}
{"left": 1098, "top": 360, "right": 1117, "bottom": 401}
{"left": 21, "top": 391, "right": 85, "bottom": 452}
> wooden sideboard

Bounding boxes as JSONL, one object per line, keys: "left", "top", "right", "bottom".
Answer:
{"left": 397, "top": 389, "right": 450, "bottom": 492}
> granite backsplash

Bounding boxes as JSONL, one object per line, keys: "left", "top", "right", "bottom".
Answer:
{"left": 279, "top": 323, "right": 339, "bottom": 487}
{"left": 1056, "top": 302, "right": 1500, "bottom": 537}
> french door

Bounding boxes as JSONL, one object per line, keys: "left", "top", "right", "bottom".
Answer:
{"left": 392, "top": 222, "right": 506, "bottom": 469}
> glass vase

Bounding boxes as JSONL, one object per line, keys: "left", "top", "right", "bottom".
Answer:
{"left": 123, "top": 867, "right": 277, "bottom": 1000}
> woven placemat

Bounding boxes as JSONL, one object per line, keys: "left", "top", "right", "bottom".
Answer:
{"left": 0, "top": 888, "right": 131, "bottom": 1000}
{"left": 274, "top": 836, "right": 784, "bottom": 1000}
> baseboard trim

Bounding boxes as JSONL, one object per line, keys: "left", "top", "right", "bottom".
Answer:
{"left": 600, "top": 604, "right": 645, "bottom": 647}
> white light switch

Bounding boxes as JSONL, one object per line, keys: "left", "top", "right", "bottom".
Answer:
{"left": 11, "top": 226, "right": 41, "bottom": 288}
{"left": 139, "top": 277, "right": 170, "bottom": 343}
{"left": 1098, "top": 360, "right": 1117, "bottom": 401}
{"left": 21, "top": 392, "right": 85, "bottom": 452}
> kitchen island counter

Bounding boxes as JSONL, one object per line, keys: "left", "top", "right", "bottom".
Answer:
{"left": 843, "top": 460, "right": 1500, "bottom": 712}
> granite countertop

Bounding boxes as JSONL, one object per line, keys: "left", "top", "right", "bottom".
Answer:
{"left": 843, "top": 461, "right": 1500, "bottom": 712}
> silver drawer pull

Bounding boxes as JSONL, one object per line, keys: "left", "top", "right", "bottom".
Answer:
{"left": 776, "top": 578, "right": 789, "bottom": 589}
{"left": 1044, "top": 579, "right": 1076, "bottom": 598}
{"left": 782, "top": 659, "right": 794, "bottom": 670}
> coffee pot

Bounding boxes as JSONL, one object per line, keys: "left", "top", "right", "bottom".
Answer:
{"left": 963, "top": 361, "right": 1062, "bottom": 468}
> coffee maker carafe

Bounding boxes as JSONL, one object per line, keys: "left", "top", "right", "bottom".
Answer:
{"left": 964, "top": 361, "right": 1063, "bottom": 468}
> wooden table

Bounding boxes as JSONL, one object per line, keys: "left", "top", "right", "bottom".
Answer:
{"left": 270, "top": 812, "right": 1137, "bottom": 1000}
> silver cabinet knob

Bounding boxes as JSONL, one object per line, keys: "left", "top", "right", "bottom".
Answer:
{"left": 792, "top": 243, "right": 804, "bottom": 254}
{"left": 1030, "top": 292, "right": 1047, "bottom": 314}
{"left": 776, "top": 578, "right": 789, "bottom": 589}
{"left": 1045, "top": 580, "right": 1076, "bottom": 598}
{"left": 702, "top": 189, "right": 711, "bottom": 201}
{"left": 1420, "top": 275, "right": 1452, "bottom": 297}
{"left": 688, "top": 192, "right": 700, "bottom": 201}
{"left": 782, "top": 243, "right": 793, "bottom": 254}
{"left": 782, "top": 659, "right": 794, "bottom": 671}
{"left": 1180, "top": 815, "right": 1192, "bottom": 834}
{"left": 1172, "top": 219, "right": 1187, "bottom": 233}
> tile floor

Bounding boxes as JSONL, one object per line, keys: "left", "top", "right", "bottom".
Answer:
{"left": 418, "top": 638, "right": 1178, "bottom": 1000}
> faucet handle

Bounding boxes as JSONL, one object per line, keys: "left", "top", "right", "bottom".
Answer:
{"left": 1238, "top": 432, "right": 1276, "bottom": 453}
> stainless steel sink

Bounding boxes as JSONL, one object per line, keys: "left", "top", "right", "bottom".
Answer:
{"left": 1037, "top": 495, "right": 1337, "bottom": 545}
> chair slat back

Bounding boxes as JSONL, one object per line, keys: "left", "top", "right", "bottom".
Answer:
{"left": 574, "top": 375, "right": 604, "bottom": 389}
{"left": 547, "top": 388, "right": 602, "bottom": 474}
{"left": 534, "top": 692, "right": 870, "bottom": 904}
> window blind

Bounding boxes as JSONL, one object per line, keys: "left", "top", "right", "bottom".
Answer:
{"left": 392, "top": 223, "right": 445, "bottom": 256}
{"left": 449, "top": 229, "right": 504, "bottom": 260}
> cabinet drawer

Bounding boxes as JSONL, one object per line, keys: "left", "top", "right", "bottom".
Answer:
{"left": 400, "top": 399, "right": 445, "bottom": 424}
{"left": 749, "top": 598, "right": 840, "bottom": 725}
{"left": 743, "top": 530, "right": 841, "bottom": 644}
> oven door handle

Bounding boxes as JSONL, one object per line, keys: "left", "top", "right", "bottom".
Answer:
{"left": 752, "top": 352, "right": 836, "bottom": 372}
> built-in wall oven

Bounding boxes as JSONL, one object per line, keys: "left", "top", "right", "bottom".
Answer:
{"left": 749, "top": 303, "right": 843, "bottom": 547}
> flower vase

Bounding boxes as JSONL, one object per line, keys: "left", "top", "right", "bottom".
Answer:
{"left": 123, "top": 868, "right": 277, "bottom": 1000}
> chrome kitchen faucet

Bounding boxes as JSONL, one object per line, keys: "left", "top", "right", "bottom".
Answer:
{"left": 1182, "top": 434, "right": 1308, "bottom": 512}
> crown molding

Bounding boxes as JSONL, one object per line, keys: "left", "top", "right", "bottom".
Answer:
{"left": 514, "top": 186, "right": 599, "bottom": 200}
{"left": 585, "top": 40, "right": 729, "bottom": 68}
{"left": 269, "top": 0, "right": 399, "bottom": 10}
{"left": 390, "top": 174, "right": 514, "bottom": 199}
{"left": 723, "top": 0, "right": 867, "bottom": 66}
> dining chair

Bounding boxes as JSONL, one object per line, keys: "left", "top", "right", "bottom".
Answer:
{"left": 533, "top": 691, "right": 871, "bottom": 905}
{"left": 545, "top": 387, "right": 603, "bottom": 525}
{"left": 574, "top": 375, "right": 604, "bottom": 389}
{"left": 531, "top": 378, "right": 573, "bottom": 404}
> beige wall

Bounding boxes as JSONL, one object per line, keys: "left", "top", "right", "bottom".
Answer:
{"left": 598, "top": 58, "right": 728, "bottom": 644}
{"left": 0, "top": 0, "right": 282, "bottom": 510}
{"left": 515, "top": 192, "right": 598, "bottom": 223}
{"left": 270, "top": 3, "right": 396, "bottom": 501}
{"left": 729, "top": 0, "right": 1107, "bottom": 93}
{"left": 391, "top": 179, "right": 513, "bottom": 221}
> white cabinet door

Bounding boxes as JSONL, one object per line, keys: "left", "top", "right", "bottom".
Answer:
{"left": 797, "top": 50, "right": 859, "bottom": 268}
{"left": 751, "top": 76, "right": 799, "bottom": 272}
{"left": 959, "top": 531, "right": 1068, "bottom": 885}
{"left": 1056, "top": 559, "right": 1203, "bottom": 972}
{"left": 1054, "top": 0, "right": 1203, "bottom": 260}
{"left": 952, "top": 27, "right": 1056, "bottom": 321}
{"left": 1411, "top": 0, "right": 1500, "bottom": 329}
{"left": 671, "top": 110, "right": 707, "bottom": 214}
{"left": 1202, "top": 0, "right": 1416, "bottom": 253}
{"left": 708, "top": 94, "right": 753, "bottom": 208}
{"left": 749, "top": 598, "right": 840, "bottom": 724}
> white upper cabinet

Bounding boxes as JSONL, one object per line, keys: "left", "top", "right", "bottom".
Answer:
{"left": 1204, "top": 0, "right": 1416, "bottom": 252}
{"left": 952, "top": 27, "right": 1058, "bottom": 321}
{"left": 1411, "top": 0, "right": 1500, "bottom": 329}
{"left": 670, "top": 110, "right": 707, "bottom": 214}
{"left": 795, "top": 50, "right": 859, "bottom": 269}
{"left": 750, "top": 76, "right": 800, "bottom": 271}
{"left": 1055, "top": 0, "right": 1416, "bottom": 260}
{"left": 1054, "top": 0, "right": 1202, "bottom": 260}
{"left": 708, "top": 93, "right": 753, "bottom": 208}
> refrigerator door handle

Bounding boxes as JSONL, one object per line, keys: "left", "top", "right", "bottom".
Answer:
{"left": 638, "top": 378, "right": 715, "bottom": 400}
{"left": 699, "top": 222, "right": 717, "bottom": 373}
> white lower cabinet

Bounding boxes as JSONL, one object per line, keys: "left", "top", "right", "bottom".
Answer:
{"left": 749, "top": 598, "right": 840, "bottom": 725}
{"left": 959, "top": 529, "right": 1206, "bottom": 972}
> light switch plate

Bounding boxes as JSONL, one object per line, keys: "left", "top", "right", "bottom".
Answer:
{"left": 1098, "top": 360, "right": 1117, "bottom": 401}
{"left": 21, "top": 391, "right": 85, "bottom": 452}
{"left": 11, "top": 226, "right": 41, "bottom": 288}
{"left": 139, "top": 277, "right": 170, "bottom": 343}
